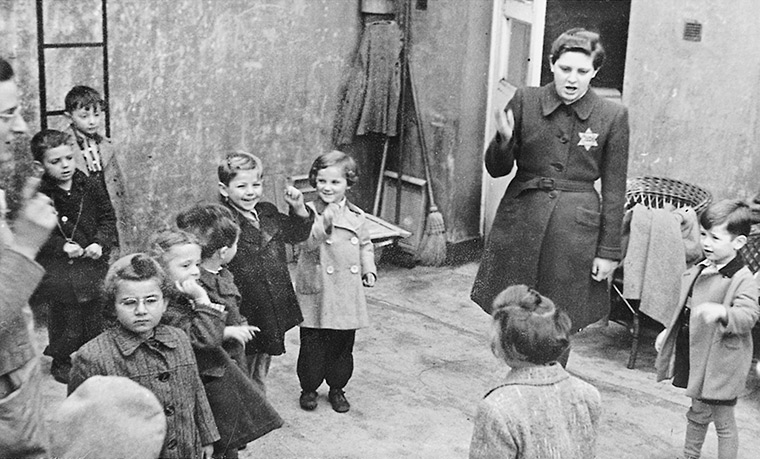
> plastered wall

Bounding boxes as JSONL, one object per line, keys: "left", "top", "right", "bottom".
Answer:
{"left": 1, "top": 0, "right": 492, "bottom": 253}
{"left": 624, "top": 0, "right": 760, "bottom": 200}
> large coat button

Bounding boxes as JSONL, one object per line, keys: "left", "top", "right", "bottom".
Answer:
{"left": 326, "top": 266, "right": 335, "bottom": 274}
{"left": 350, "top": 236, "right": 359, "bottom": 245}
{"left": 350, "top": 265, "right": 359, "bottom": 274}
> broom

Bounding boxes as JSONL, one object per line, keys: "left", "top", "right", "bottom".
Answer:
{"left": 409, "top": 63, "right": 447, "bottom": 266}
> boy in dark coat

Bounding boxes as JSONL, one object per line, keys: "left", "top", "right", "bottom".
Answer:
{"left": 218, "top": 151, "right": 313, "bottom": 392}
{"left": 30, "top": 129, "right": 118, "bottom": 384}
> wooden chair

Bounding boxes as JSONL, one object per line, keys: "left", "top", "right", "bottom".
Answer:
{"left": 610, "top": 176, "right": 712, "bottom": 369}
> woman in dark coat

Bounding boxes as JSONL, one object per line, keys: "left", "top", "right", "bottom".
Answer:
{"left": 471, "top": 28, "right": 630, "bottom": 352}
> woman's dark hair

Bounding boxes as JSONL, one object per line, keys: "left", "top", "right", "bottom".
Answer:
{"left": 550, "top": 28, "right": 605, "bottom": 70}
{"left": 489, "top": 285, "right": 572, "bottom": 365}
{"left": 308, "top": 150, "right": 358, "bottom": 188}
{"left": 176, "top": 203, "right": 240, "bottom": 260}
{"left": 699, "top": 199, "right": 752, "bottom": 238}
{"left": 102, "top": 253, "right": 171, "bottom": 321}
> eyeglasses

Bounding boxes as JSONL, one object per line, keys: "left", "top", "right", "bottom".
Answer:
{"left": 0, "top": 105, "right": 21, "bottom": 122}
{"left": 118, "top": 296, "right": 162, "bottom": 309}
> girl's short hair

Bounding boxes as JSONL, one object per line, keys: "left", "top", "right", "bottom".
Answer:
{"left": 30, "top": 129, "right": 73, "bottom": 163}
{"left": 699, "top": 199, "right": 752, "bottom": 238}
{"left": 308, "top": 150, "right": 358, "bottom": 188}
{"left": 64, "top": 85, "right": 105, "bottom": 113}
{"left": 102, "top": 253, "right": 171, "bottom": 317}
{"left": 550, "top": 28, "right": 605, "bottom": 70}
{"left": 489, "top": 285, "right": 572, "bottom": 365}
{"left": 147, "top": 229, "right": 200, "bottom": 267}
{"left": 176, "top": 203, "right": 240, "bottom": 260}
{"left": 217, "top": 151, "right": 264, "bottom": 185}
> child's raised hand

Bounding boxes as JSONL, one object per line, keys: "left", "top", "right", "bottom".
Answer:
{"left": 223, "top": 325, "right": 260, "bottom": 346}
{"left": 284, "top": 185, "right": 308, "bottom": 217}
{"left": 83, "top": 243, "right": 103, "bottom": 260}
{"left": 362, "top": 272, "right": 376, "bottom": 287}
{"left": 175, "top": 278, "right": 210, "bottom": 304}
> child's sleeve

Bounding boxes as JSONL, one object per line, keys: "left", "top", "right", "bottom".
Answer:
{"left": 163, "top": 301, "right": 226, "bottom": 350}
{"left": 302, "top": 207, "right": 332, "bottom": 251}
{"left": 359, "top": 217, "right": 376, "bottom": 277}
{"left": 68, "top": 349, "right": 101, "bottom": 396}
{"left": 721, "top": 275, "right": 760, "bottom": 335}
{"left": 183, "top": 336, "right": 220, "bottom": 446}
{"left": 278, "top": 202, "right": 315, "bottom": 244}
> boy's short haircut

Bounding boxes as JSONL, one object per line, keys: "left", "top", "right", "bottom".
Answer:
{"left": 176, "top": 203, "right": 240, "bottom": 260}
{"left": 218, "top": 151, "right": 264, "bottom": 186}
{"left": 30, "top": 129, "right": 72, "bottom": 162}
{"left": 308, "top": 150, "right": 359, "bottom": 188}
{"left": 65, "top": 85, "right": 105, "bottom": 113}
{"left": 699, "top": 199, "right": 752, "bottom": 238}
{"left": 489, "top": 284, "right": 572, "bottom": 365}
{"left": 101, "top": 253, "right": 171, "bottom": 317}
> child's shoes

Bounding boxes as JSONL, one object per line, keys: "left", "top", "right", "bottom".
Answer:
{"left": 328, "top": 388, "right": 350, "bottom": 413}
{"left": 299, "top": 391, "right": 318, "bottom": 411}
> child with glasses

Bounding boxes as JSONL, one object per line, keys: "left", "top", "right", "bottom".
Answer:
{"left": 69, "top": 253, "right": 219, "bottom": 459}
{"left": 30, "top": 129, "right": 118, "bottom": 384}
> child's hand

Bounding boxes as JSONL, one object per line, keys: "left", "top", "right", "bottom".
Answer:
{"left": 175, "top": 279, "right": 210, "bottom": 304}
{"left": 363, "top": 272, "right": 376, "bottom": 287}
{"left": 63, "top": 241, "right": 84, "bottom": 259}
{"left": 224, "top": 325, "right": 260, "bottom": 346}
{"left": 693, "top": 302, "right": 727, "bottom": 324}
{"left": 83, "top": 243, "right": 103, "bottom": 259}
{"left": 284, "top": 185, "right": 308, "bottom": 217}
{"left": 201, "top": 444, "right": 214, "bottom": 459}
{"left": 654, "top": 329, "right": 667, "bottom": 353}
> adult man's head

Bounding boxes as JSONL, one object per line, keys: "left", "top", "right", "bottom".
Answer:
{"left": 0, "top": 57, "right": 29, "bottom": 165}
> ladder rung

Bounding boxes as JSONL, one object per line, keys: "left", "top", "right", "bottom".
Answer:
{"left": 43, "top": 42, "right": 104, "bottom": 49}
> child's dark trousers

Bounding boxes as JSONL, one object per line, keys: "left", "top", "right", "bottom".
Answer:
{"left": 297, "top": 328, "right": 355, "bottom": 392}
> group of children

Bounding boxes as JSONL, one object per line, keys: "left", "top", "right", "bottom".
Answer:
{"left": 30, "top": 86, "right": 377, "bottom": 457}
{"left": 469, "top": 199, "right": 759, "bottom": 459}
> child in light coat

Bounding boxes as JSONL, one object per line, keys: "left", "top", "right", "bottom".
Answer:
{"left": 295, "top": 150, "right": 376, "bottom": 413}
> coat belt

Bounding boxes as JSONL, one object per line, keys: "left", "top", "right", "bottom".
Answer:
{"left": 514, "top": 172, "right": 595, "bottom": 193}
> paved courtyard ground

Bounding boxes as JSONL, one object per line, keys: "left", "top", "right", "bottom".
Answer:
{"left": 36, "top": 262, "right": 760, "bottom": 458}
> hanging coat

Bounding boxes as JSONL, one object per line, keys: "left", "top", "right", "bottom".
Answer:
{"left": 471, "top": 84, "right": 629, "bottom": 331}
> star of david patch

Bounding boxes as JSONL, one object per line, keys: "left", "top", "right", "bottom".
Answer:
{"left": 577, "top": 128, "right": 599, "bottom": 151}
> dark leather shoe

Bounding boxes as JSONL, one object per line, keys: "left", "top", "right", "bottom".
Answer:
{"left": 299, "top": 391, "right": 318, "bottom": 411}
{"left": 328, "top": 389, "right": 350, "bottom": 413}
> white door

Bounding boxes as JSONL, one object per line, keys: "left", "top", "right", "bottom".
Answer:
{"left": 480, "top": 0, "right": 546, "bottom": 236}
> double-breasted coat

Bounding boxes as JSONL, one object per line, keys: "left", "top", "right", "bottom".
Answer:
{"left": 296, "top": 200, "right": 376, "bottom": 330}
{"left": 471, "top": 84, "right": 629, "bottom": 330}
{"left": 655, "top": 259, "right": 759, "bottom": 400}
{"left": 224, "top": 201, "right": 314, "bottom": 355}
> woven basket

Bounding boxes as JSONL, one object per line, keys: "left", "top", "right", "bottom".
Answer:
{"left": 625, "top": 176, "right": 713, "bottom": 214}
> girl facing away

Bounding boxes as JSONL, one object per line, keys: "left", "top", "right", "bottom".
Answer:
{"left": 469, "top": 285, "right": 602, "bottom": 459}
{"left": 295, "top": 150, "right": 376, "bottom": 413}
{"left": 69, "top": 253, "right": 219, "bottom": 459}
{"left": 150, "top": 229, "right": 282, "bottom": 459}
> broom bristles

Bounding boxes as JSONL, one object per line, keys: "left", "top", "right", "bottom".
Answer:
{"left": 417, "top": 207, "right": 447, "bottom": 266}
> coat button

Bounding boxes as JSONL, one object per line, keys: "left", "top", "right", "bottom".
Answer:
{"left": 166, "top": 438, "right": 178, "bottom": 449}
{"left": 350, "top": 236, "right": 359, "bottom": 245}
{"left": 158, "top": 372, "right": 171, "bottom": 382}
{"left": 350, "top": 265, "right": 359, "bottom": 274}
{"left": 164, "top": 405, "right": 175, "bottom": 416}
{"left": 326, "top": 238, "right": 333, "bottom": 245}
{"left": 559, "top": 136, "right": 568, "bottom": 144}
{"left": 548, "top": 191, "right": 558, "bottom": 199}
{"left": 326, "top": 266, "right": 335, "bottom": 274}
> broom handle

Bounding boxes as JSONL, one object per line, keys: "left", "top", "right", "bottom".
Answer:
{"left": 372, "top": 137, "right": 389, "bottom": 215}
{"left": 408, "top": 62, "right": 438, "bottom": 209}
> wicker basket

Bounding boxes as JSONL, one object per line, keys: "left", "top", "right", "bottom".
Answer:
{"left": 625, "top": 176, "right": 713, "bottom": 215}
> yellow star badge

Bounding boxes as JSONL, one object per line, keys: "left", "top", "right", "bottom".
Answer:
{"left": 577, "top": 128, "right": 599, "bottom": 151}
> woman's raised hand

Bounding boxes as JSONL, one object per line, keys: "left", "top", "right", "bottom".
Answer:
{"left": 495, "top": 108, "right": 515, "bottom": 142}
